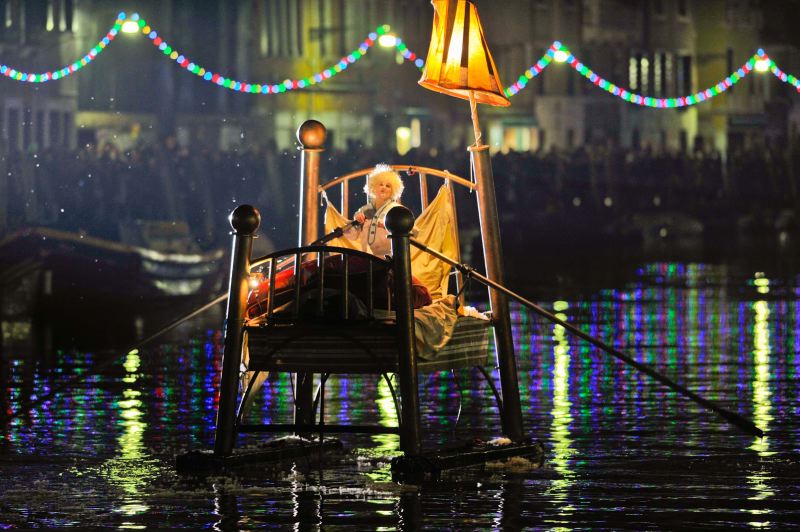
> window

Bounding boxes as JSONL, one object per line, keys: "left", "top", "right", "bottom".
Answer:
{"left": 654, "top": 0, "right": 665, "bottom": 16}
{"left": 1, "top": 0, "right": 8, "bottom": 32}
{"left": 677, "top": 0, "right": 688, "bottom": 17}
{"left": 49, "top": 110, "right": 61, "bottom": 147}
{"left": 262, "top": 0, "right": 303, "bottom": 57}
{"left": 629, "top": 55, "right": 638, "bottom": 90}
{"left": 63, "top": 0, "right": 73, "bottom": 31}
{"left": 640, "top": 55, "right": 649, "bottom": 95}
{"left": 410, "top": 118, "right": 421, "bottom": 148}
{"left": 677, "top": 54, "right": 692, "bottom": 95}
{"left": 629, "top": 53, "right": 649, "bottom": 94}
{"left": 24, "top": 0, "right": 47, "bottom": 35}
{"left": 62, "top": 112, "right": 72, "bottom": 148}
{"left": 656, "top": 52, "right": 669, "bottom": 96}
{"left": 35, "top": 110, "right": 44, "bottom": 150}
{"left": 23, "top": 107, "right": 32, "bottom": 151}
{"left": 8, "top": 108, "right": 20, "bottom": 150}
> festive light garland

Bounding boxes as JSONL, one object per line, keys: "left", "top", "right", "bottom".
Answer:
{"left": 504, "top": 41, "right": 800, "bottom": 106}
{"left": 2, "top": 12, "right": 800, "bottom": 106}
{"left": 0, "top": 12, "right": 423, "bottom": 92}
{"left": 0, "top": 18, "right": 120, "bottom": 82}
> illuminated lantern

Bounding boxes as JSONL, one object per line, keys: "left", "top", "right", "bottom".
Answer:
{"left": 418, "top": 0, "right": 510, "bottom": 109}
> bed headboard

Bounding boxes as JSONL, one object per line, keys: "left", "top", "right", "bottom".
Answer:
{"left": 293, "top": 120, "right": 482, "bottom": 302}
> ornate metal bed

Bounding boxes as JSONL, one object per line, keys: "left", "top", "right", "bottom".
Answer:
{"left": 208, "top": 120, "right": 528, "bottom": 471}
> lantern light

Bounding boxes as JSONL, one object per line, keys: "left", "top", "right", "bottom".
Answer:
{"left": 418, "top": 0, "right": 510, "bottom": 109}
{"left": 418, "top": 0, "right": 510, "bottom": 147}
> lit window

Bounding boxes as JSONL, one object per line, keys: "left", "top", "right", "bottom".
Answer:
{"left": 396, "top": 127, "right": 411, "bottom": 155}
{"left": 410, "top": 118, "right": 421, "bottom": 148}
{"left": 641, "top": 56, "right": 649, "bottom": 95}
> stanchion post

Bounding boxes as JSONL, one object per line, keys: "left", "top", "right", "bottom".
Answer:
{"left": 386, "top": 206, "right": 422, "bottom": 456}
{"left": 214, "top": 204, "right": 260, "bottom": 457}
{"left": 470, "top": 144, "right": 524, "bottom": 441}
{"left": 295, "top": 120, "right": 327, "bottom": 430}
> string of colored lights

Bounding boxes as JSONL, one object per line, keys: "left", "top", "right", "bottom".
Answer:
{"left": 0, "top": 12, "right": 424, "bottom": 93}
{"left": 3, "top": 11, "right": 800, "bottom": 106}
{"left": 0, "top": 18, "right": 120, "bottom": 82}
{"left": 504, "top": 41, "right": 800, "bottom": 107}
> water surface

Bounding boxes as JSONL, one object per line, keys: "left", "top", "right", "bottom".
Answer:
{"left": 2, "top": 253, "right": 799, "bottom": 529}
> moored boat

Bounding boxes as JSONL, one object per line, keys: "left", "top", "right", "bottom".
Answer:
{"left": 0, "top": 226, "right": 226, "bottom": 350}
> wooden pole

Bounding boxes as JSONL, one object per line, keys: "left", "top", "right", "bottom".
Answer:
{"left": 468, "top": 95, "right": 524, "bottom": 441}
{"left": 470, "top": 145, "right": 524, "bottom": 441}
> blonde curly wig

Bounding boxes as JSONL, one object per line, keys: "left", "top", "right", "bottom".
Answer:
{"left": 363, "top": 163, "right": 404, "bottom": 202}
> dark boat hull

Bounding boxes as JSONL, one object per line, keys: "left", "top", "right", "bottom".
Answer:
{"left": 0, "top": 228, "right": 226, "bottom": 351}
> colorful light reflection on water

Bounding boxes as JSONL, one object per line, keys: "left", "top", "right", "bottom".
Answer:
{"left": 1, "top": 260, "right": 800, "bottom": 528}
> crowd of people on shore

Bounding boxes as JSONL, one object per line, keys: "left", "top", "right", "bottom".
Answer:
{"left": 2, "top": 136, "right": 798, "bottom": 251}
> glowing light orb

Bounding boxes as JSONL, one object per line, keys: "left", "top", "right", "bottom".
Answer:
{"left": 553, "top": 49, "right": 569, "bottom": 63}
{"left": 378, "top": 34, "right": 397, "bottom": 48}
{"left": 121, "top": 20, "right": 140, "bottom": 34}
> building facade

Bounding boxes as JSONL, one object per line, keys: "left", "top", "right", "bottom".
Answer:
{"left": 0, "top": 0, "right": 788, "bottom": 157}
{"left": 0, "top": 0, "right": 78, "bottom": 153}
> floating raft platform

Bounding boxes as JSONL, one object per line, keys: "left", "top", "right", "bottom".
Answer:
{"left": 175, "top": 437, "right": 344, "bottom": 474}
{"left": 391, "top": 439, "right": 545, "bottom": 483}
{"left": 176, "top": 436, "right": 544, "bottom": 483}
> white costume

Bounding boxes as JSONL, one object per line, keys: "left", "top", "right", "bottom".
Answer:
{"left": 347, "top": 200, "right": 400, "bottom": 257}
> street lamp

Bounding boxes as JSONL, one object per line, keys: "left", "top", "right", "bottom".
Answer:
{"left": 378, "top": 32, "right": 397, "bottom": 48}
{"left": 755, "top": 58, "right": 770, "bottom": 73}
{"left": 121, "top": 20, "right": 140, "bottom": 34}
{"left": 553, "top": 49, "right": 569, "bottom": 63}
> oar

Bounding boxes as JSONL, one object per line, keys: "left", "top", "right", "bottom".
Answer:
{"left": 310, "top": 220, "right": 361, "bottom": 246}
{"left": 130, "top": 292, "right": 228, "bottom": 351}
{"left": 0, "top": 292, "right": 228, "bottom": 422}
{"left": 409, "top": 238, "right": 763, "bottom": 438}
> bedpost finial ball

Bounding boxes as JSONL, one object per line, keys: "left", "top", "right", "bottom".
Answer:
{"left": 297, "top": 120, "right": 327, "bottom": 149}
{"left": 229, "top": 204, "right": 261, "bottom": 234}
{"left": 385, "top": 205, "right": 415, "bottom": 235}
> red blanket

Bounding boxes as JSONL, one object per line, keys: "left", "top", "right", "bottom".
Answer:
{"left": 247, "top": 255, "right": 431, "bottom": 319}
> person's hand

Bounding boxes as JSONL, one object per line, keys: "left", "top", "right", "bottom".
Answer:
{"left": 355, "top": 212, "right": 366, "bottom": 224}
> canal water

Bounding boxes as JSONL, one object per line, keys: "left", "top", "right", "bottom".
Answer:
{"left": 1, "top": 244, "right": 799, "bottom": 529}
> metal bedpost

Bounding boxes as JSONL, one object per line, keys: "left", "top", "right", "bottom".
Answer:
{"left": 295, "top": 120, "right": 327, "bottom": 431}
{"left": 386, "top": 206, "right": 422, "bottom": 456}
{"left": 297, "top": 119, "right": 326, "bottom": 246}
{"left": 214, "top": 204, "right": 260, "bottom": 457}
{"left": 469, "top": 145, "right": 524, "bottom": 441}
